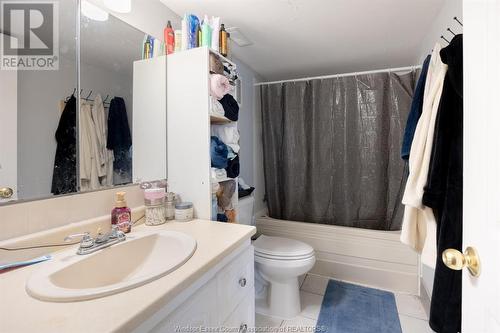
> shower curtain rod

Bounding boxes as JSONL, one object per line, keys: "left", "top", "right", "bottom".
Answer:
{"left": 254, "top": 65, "right": 421, "bottom": 86}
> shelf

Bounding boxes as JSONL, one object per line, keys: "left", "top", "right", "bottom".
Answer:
{"left": 208, "top": 48, "right": 236, "bottom": 67}
{"left": 210, "top": 114, "right": 232, "bottom": 124}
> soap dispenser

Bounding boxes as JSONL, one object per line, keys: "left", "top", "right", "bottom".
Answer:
{"left": 112, "top": 192, "right": 131, "bottom": 233}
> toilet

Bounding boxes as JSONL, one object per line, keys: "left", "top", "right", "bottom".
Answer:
{"left": 253, "top": 235, "right": 316, "bottom": 319}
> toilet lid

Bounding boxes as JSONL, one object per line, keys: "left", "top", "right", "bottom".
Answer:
{"left": 253, "top": 235, "right": 314, "bottom": 258}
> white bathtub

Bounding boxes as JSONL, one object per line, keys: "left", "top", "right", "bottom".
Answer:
{"left": 256, "top": 216, "right": 419, "bottom": 294}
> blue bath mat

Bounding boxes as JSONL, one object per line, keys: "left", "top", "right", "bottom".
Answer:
{"left": 316, "top": 280, "right": 402, "bottom": 333}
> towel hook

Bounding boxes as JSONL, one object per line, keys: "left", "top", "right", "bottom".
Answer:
{"left": 441, "top": 35, "right": 450, "bottom": 44}
{"left": 453, "top": 16, "right": 463, "bottom": 27}
{"left": 447, "top": 28, "right": 456, "bottom": 36}
{"left": 86, "top": 90, "right": 93, "bottom": 100}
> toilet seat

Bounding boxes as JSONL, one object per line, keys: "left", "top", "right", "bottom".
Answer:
{"left": 254, "top": 235, "right": 314, "bottom": 261}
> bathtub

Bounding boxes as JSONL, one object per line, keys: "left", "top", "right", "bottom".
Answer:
{"left": 256, "top": 216, "right": 419, "bottom": 294}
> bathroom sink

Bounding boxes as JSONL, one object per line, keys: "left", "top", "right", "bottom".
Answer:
{"left": 26, "top": 230, "right": 197, "bottom": 302}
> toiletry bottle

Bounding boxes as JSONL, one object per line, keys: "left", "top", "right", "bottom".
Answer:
{"left": 112, "top": 192, "right": 131, "bottom": 233}
{"left": 174, "top": 30, "right": 182, "bottom": 52}
{"left": 196, "top": 23, "right": 202, "bottom": 47}
{"left": 201, "top": 15, "right": 212, "bottom": 47}
{"left": 181, "top": 14, "right": 188, "bottom": 51}
{"left": 164, "top": 20, "right": 175, "bottom": 55}
{"left": 219, "top": 23, "right": 228, "bottom": 56}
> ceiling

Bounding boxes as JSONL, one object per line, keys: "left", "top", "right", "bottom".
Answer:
{"left": 160, "top": 0, "right": 446, "bottom": 81}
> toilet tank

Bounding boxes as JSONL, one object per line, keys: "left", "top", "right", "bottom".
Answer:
{"left": 238, "top": 195, "right": 255, "bottom": 226}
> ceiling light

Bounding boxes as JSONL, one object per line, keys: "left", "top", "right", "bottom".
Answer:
{"left": 103, "top": 0, "right": 131, "bottom": 13}
{"left": 81, "top": 1, "right": 109, "bottom": 21}
{"left": 226, "top": 27, "right": 253, "bottom": 47}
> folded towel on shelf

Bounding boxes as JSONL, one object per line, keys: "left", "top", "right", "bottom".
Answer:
{"left": 210, "top": 96, "right": 225, "bottom": 117}
{"left": 239, "top": 186, "right": 255, "bottom": 198}
{"left": 210, "top": 74, "right": 232, "bottom": 100}
{"left": 211, "top": 123, "right": 240, "bottom": 153}
{"left": 219, "top": 94, "right": 239, "bottom": 121}
{"left": 211, "top": 167, "right": 227, "bottom": 182}
{"left": 210, "top": 136, "right": 228, "bottom": 169}
{"left": 217, "top": 213, "right": 228, "bottom": 222}
{"left": 227, "top": 146, "right": 237, "bottom": 160}
{"left": 225, "top": 154, "right": 240, "bottom": 178}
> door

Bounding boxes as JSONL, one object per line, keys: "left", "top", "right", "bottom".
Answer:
{"left": 0, "top": 33, "right": 18, "bottom": 202}
{"left": 460, "top": 1, "right": 500, "bottom": 331}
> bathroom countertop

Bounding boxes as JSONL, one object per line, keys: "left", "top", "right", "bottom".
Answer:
{"left": 0, "top": 220, "right": 256, "bottom": 333}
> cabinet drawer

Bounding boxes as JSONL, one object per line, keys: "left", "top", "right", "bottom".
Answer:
{"left": 223, "top": 291, "right": 255, "bottom": 333}
{"left": 217, "top": 245, "right": 254, "bottom": 322}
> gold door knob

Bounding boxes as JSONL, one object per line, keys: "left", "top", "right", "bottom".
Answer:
{"left": 442, "top": 246, "right": 481, "bottom": 277}
{"left": 0, "top": 187, "right": 13, "bottom": 199}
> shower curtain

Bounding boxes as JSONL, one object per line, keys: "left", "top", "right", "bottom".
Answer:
{"left": 260, "top": 71, "right": 417, "bottom": 230}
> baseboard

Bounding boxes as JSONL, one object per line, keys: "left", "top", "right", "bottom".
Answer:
{"left": 420, "top": 277, "right": 432, "bottom": 318}
{"left": 256, "top": 217, "right": 419, "bottom": 294}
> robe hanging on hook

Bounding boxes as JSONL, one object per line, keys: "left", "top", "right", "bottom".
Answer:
{"left": 453, "top": 16, "right": 463, "bottom": 26}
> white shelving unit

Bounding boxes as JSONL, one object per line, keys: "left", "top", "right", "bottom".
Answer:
{"left": 167, "top": 46, "right": 239, "bottom": 221}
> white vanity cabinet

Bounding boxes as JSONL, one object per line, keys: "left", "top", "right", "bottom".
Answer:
{"left": 136, "top": 243, "right": 255, "bottom": 333}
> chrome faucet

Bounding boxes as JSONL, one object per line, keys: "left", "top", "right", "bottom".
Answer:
{"left": 65, "top": 224, "right": 127, "bottom": 255}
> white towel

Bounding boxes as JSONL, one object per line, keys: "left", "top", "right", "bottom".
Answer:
{"left": 400, "top": 44, "right": 448, "bottom": 255}
{"left": 211, "top": 123, "right": 240, "bottom": 153}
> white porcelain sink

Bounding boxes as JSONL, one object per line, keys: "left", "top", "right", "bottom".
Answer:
{"left": 26, "top": 230, "right": 197, "bottom": 302}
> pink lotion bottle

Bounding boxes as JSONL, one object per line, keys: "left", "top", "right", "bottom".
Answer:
{"left": 111, "top": 192, "right": 131, "bottom": 233}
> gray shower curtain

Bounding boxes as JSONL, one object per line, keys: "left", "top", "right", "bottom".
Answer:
{"left": 260, "top": 71, "right": 417, "bottom": 230}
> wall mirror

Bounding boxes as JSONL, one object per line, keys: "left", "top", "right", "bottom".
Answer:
{"left": 0, "top": 0, "right": 163, "bottom": 205}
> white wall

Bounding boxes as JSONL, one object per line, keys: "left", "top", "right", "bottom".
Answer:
{"left": 233, "top": 59, "right": 266, "bottom": 216}
{"left": 415, "top": 0, "right": 463, "bottom": 62}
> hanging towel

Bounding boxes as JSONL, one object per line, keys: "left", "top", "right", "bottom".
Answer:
{"left": 217, "top": 180, "right": 236, "bottom": 210}
{"left": 400, "top": 44, "right": 448, "bottom": 253}
{"left": 225, "top": 154, "right": 240, "bottom": 178}
{"left": 401, "top": 55, "right": 431, "bottom": 160}
{"left": 51, "top": 95, "right": 77, "bottom": 195}
{"left": 210, "top": 136, "right": 229, "bottom": 169}
{"left": 79, "top": 101, "right": 101, "bottom": 191}
{"left": 210, "top": 74, "right": 232, "bottom": 100}
{"left": 211, "top": 123, "right": 240, "bottom": 153}
{"left": 219, "top": 94, "right": 239, "bottom": 121}
{"left": 424, "top": 35, "right": 463, "bottom": 333}
{"left": 107, "top": 97, "right": 132, "bottom": 185}
{"left": 91, "top": 94, "right": 114, "bottom": 186}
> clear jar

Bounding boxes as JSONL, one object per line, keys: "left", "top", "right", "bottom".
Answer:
{"left": 165, "top": 192, "right": 176, "bottom": 221}
{"left": 175, "top": 202, "right": 194, "bottom": 222}
{"left": 144, "top": 188, "right": 166, "bottom": 226}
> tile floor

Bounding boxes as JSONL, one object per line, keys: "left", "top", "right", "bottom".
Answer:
{"left": 255, "top": 273, "right": 434, "bottom": 333}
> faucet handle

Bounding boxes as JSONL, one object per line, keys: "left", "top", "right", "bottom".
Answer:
{"left": 109, "top": 225, "right": 126, "bottom": 240}
{"left": 64, "top": 232, "right": 94, "bottom": 248}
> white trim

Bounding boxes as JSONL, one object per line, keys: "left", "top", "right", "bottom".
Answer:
{"left": 254, "top": 65, "right": 422, "bottom": 86}
{"left": 256, "top": 217, "right": 419, "bottom": 294}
